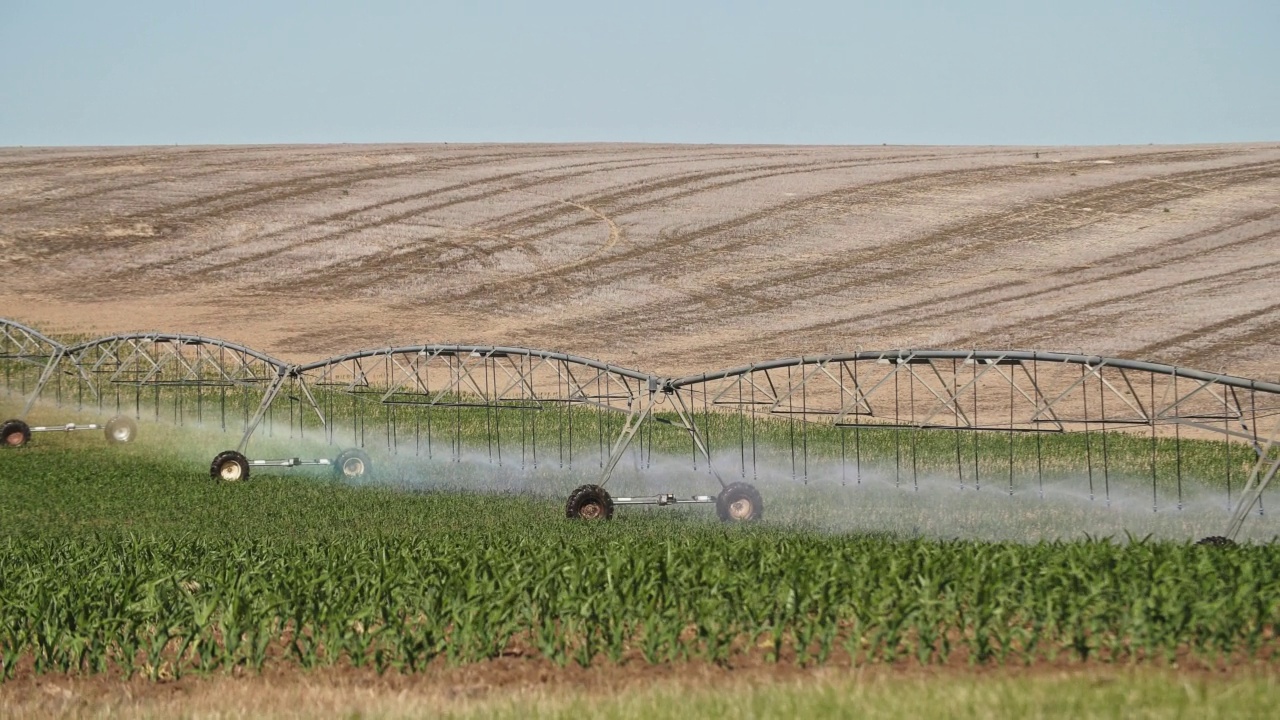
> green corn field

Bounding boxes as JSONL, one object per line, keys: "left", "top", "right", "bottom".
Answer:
{"left": 1, "top": 417, "right": 1278, "bottom": 683}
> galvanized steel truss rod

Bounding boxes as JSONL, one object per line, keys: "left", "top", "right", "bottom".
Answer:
{"left": 595, "top": 380, "right": 659, "bottom": 489}
{"left": 236, "top": 366, "right": 292, "bottom": 454}
{"left": 0, "top": 320, "right": 67, "bottom": 420}
{"left": 664, "top": 384, "right": 728, "bottom": 490}
{"left": 19, "top": 347, "right": 65, "bottom": 419}
{"left": 1225, "top": 413, "right": 1280, "bottom": 540}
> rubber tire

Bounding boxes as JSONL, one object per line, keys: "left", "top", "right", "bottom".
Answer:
{"left": 210, "top": 450, "right": 250, "bottom": 483}
{"left": 1, "top": 419, "right": 31, "bottom": 448}
{"left": 333, "top": 448, "right": 373, "bottom": 480}
{"left": 1196, "top": 535, "right": 1236, "bottom": 547}
{"left": 566, "top": 484, "right": 614, "bottom": 520}
{"left": 104, "top": 416, "right": 138, "bottom": 444}
{"left": 717, "top": 482, "right": 764, "bottom": 522}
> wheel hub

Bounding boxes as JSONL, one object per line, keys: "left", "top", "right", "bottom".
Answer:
{"left": 342, "top": 457, "right": 365, "bottom": 477}
{"left": 219, "top": 462, "right": 243, "bottom": 481}
{"left": 112, "top": 427, "right": 132, "bottom": 442}
{"left": 729, "top": 498, "right": 754, "bottom": 520}
{"left": 5, "top": 432, "right": 23, "bottom": 446}
{"left": 580, "top": 501, "right": 604, "bottom": 519}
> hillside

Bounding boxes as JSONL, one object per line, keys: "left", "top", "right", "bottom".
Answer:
{"left": 2, "top": 142, "right": 1277, "bottom": 379}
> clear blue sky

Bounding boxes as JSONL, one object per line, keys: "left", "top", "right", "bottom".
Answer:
{"left": 1, "top": 1, "right": 1275, "bottom": 146}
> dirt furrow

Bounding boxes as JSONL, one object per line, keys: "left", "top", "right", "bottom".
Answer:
{"left": 0, "top": 145, "right": 273, "bottom": 173}
{"left": 114, "top": 150, "right": 784, "bottom": 287}
{"left": 94, "top": 145, "right": 623, "bottom": 228}
{"left": 4, "top": 150, "right": 512, "bottom": 260}
{"left": 323, "top": 150, "right": 1014, "bottom": 295}
{"left": 99, "top": 148, "right": 774, "bottom": 280}
{"left": 3, "top": 143, "right": 1277, "bottom": 378}
{"left": 6, "top": 147, "right": 613, "bottom": 267}
{"left": 624, "top": 158, "right": 1280, "bottom": 344}
{"left": 1133, "top": 301, "right": 1280, "bottom": 363}
{"left": 511, "top": 149, "right": 1249, "bottom": 301}
{"left": 460, "top": 148, "right": 1022, "bottom": 257}
{"left": 0, "top": 146, "right": 425, "bottom": 215}
{"left": 426, "top": 155, "right": 1067, "bottom": 308}
{"left": 991, "top": 252, "right": 1279, "bottom": 350}
{"left": 256, "top": 151, "right": 978, "bottom": 294}
{"left": 734, "top": 159, "right": 1280, "bottom": 305}
{"left": 779, "top": 209, "right": 1280, "bottom": 345}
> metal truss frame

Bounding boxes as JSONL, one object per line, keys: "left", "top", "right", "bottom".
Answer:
{"left": 1, "top": 319, "right": 66, "bottom": 419}
{"left": 280, "top": 345, "right": 687, "bottom": 488}
{"left": 14, "top": 330, "right": 290, "bottom": 430}
{"left": 59, "top": 333, "right": 289, "bottom": 391}
{"left": 669, "top": 350, "right": 1280, "bottom": 539}
{"left": 5, "top": 317, "right": 1279, "bottom": 540}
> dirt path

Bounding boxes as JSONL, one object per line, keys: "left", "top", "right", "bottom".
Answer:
{"left": 3, "top": 655, "right": 1277, "bottom": 720}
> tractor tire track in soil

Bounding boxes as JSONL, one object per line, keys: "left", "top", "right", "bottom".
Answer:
{"left": 952, "top": 226, "right": 1280, "bottom": 350}
{"left": 0, "top": 146, "right": 424, "bottom": 215}
{"left": 649, "top": 159, "right": 1280, "bottom": 344}
{"left": 461, "top": 148, "right": 1033, "bottom": 262}
{"left": 3, "top": 143, "right": 1278, "bottom": 379}
{"left": 10, "top": 145, "right": 646, "bottom": 245}
{"left": 451, "top": 146, "right": 1238, "bottom": 263}
{"left": 518, "top": 152, "right": 1272, "bottom": 344}
{"left": 3, "top": 150, "right": 502, "bottom": 260}
{"left": 481, "top": 145, "right": 1242, "bottom": 267}
{"left": 132, "top": 149, "right": 787, "bottom": 290}
{"left": 318, "top": 149, "right": 1029, "bottom": 296}
{"left": 490, "top": 147, "right": 1243, "bottom": 278}
{"left": 1133, "top": 301, "right": 1280, "bottom": 365}
{"left": 426, "top": 152, "right": 1071, "bottom": 306}
{"left": 6, "top": 146, "right": 644, "bottom": 268}
{"left": 97, "top": 152, "right": 556, "bottom": 230}
{"left": 1005, "top": 249, "right": 1279, "bottom": 349}
{"left": 99, "top": 152, "right": 706, "bottom": 281}
{"left": 538, "top": 150, "right": 1245, "bottom": 295}
{"left": 782, "top": 209, "right": 1280, "bottom": 347}
{"left": 101, "top": 148, "right": 773, "bottom": 277}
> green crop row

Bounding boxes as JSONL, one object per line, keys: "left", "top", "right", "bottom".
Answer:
{"left": 2, "top": 439, "right": 1279, "bottom": 682}
{"left": 2, "top": 531, "right": 1278, "bottom": 681}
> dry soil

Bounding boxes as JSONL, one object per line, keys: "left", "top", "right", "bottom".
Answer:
{"left": 2, "top": 142, "right": 1278, "bottom": 380}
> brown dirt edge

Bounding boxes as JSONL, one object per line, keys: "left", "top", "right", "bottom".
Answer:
{"left": 3, "top": 653, "right": 1276, "bottom": 710}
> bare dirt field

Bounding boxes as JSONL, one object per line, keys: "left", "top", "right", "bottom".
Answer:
{"left": 2, "top": 142, "right": 1278, "bottom": 380}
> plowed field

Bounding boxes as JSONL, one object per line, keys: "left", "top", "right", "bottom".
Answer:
{"left": 2, "top": 143, "right": 1278, "bottom": 379}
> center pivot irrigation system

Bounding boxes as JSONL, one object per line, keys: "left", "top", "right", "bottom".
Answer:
{"left": 0, "top": 320, "right": 140, "bottom": 448}
{"left": 3, "top": 318, "right": 1280, "bottom": 540}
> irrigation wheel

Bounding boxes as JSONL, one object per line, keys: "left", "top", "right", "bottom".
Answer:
{"left": 210, "top": 450, "right": 250, "bottom": 483}
{"left": 1, "top": 419, "right": 31, "bottom": 448}
{"left": 104, "top": 416, "right": 138, "bottom": 444}
{"left": 566, "top": 484, "right": 614, "bottom": 520}
{"left": 716, "top": 482, "right": 764, "bottom": 522}
{"left": 1195, "top": 536, "right": 1237, "bottom": 547}
{"left": 333, "top": 448, "right": 373, "bottom": 480}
